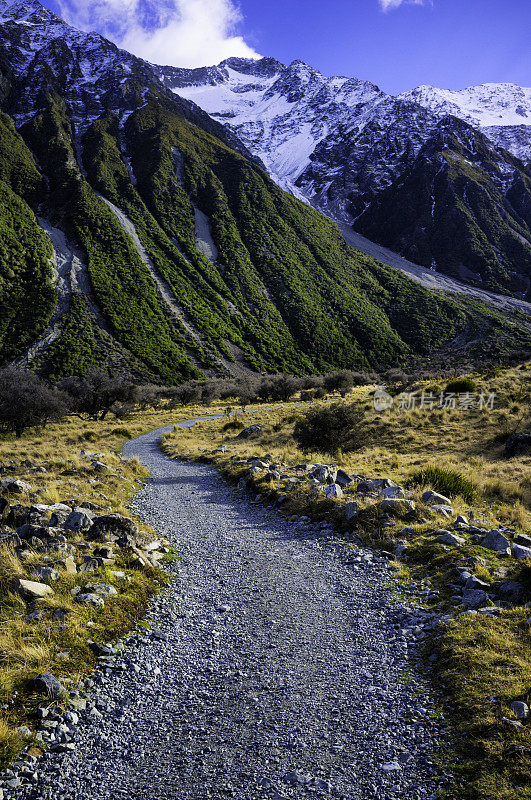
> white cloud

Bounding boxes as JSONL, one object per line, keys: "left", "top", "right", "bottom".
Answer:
{"left": 379, "top": 0, "right": 430, "bottom": 11}
{"left": 57, "top": 0, "right": 261, "bottom": 67}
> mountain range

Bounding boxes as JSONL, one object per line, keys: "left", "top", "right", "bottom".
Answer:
{"left": 163, "top": 57, "right": 531, "bottom": 299}
{"left": 0, "top": 0, "right": 529, "bottom": 384}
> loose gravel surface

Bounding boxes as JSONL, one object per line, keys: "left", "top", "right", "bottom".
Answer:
{"left": 19, "top": 422, "right": 446, "bottom": 800}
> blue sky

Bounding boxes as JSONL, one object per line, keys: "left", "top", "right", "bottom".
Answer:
{"left": 47, "top": 0, "right": 530, "bottom": 94}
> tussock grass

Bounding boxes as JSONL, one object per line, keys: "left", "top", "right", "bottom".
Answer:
{"left": 405, "top": 466, "right": 476, "bottom": 503}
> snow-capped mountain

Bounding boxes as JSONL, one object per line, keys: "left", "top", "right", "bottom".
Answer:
{"left": 0, "top": 0, "right": 528, "bottom": 322}
{"left": 399, "top": 83, "right": 531, "bottom": 129}
{"left": 158, "top": 57, "right": 530, "bottom": 297}
{"left": 0, "top": 0, "right": 252, "bottom": 159}
{"left": 157, "top": 58, "right": 530, "bottom": 216}
{"left": 155, "top": 57, "right": 386, "bottom": 196}
{"left": 399, "top": 83, "right": 531, "bottom": 162}
{"left": 7, "top": 0, "right": 517, "bottom": 380}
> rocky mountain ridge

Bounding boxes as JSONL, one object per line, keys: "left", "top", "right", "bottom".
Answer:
{"left": 161, "top": 57, "right": 531, "bottom": 298}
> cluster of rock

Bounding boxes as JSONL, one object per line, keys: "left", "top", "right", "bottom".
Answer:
{"left": 0, "top": 484, "right": 169, "bottom": 616}
{"left": 232, "top": 454, "right": 531, "bottom": 611}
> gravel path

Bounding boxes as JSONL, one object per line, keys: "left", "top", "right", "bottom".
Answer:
{"left": 21, "top": 422, "right": 445, "bottom": 800}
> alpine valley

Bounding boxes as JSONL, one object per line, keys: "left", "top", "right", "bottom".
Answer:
{"left": 0, "top": 0, "right": 529, "bottom": 383}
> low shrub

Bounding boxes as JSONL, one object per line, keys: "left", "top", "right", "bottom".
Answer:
{"left": 292, "top": 402, "right": 367, "bottom": 456}
{"left": 405, "top": 465, "right": 476, "bottom": 503}
{"left": 445, "top": 377, "right": 477, "bottom": 394}
{"left": 110, "top": 427, "right": 133, "bottom": 438}
{"left": 222, "top": 417, "right": 245, "bottom": 432}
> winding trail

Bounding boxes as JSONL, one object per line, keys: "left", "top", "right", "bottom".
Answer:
{"left": 24, "top": 422, "right": 444, "bottom": 800}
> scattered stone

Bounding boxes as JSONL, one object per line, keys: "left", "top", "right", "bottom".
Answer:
{"left": 325, "top": 483, "right": 343, "bottom": 499}
{"left": 75, "top": 593, "right": 104, "bottom": 608}
{"left": 464, "top": 575, "right": 490, "bottom": 591}
{"left": 335, "top": 469, "right": 353, "bottom": 487}
{"left": 0, "top": 478, "right": 32, "bottom": 494}
{"left": 31, "top": 566, "right": 60, "bottom": 583}
{"left": 498, "top": 581, "right": 527, "bottom": 603}
{"left": 512, "top": 543, "right": 531, "bottom": 560}
{"left": 283, "top": 771, "right": 311, "bottom": 786}
{"left": 480, "top": 530, "right": 511, "bottom": 555}
{"left": 379, "top": 498, "right": 415, "bottom": 516}
{"left": 65, "top": 508, "right": 94, "bottom": 532}
{"left": 55, "top": 556, "right": 77, "bottom": 575}
{"left": 237, "top": 425, "right": 262, "bottom": 440}
{"left": 431, "top": 504, "right": 454, "bottom": 518}
{"left": 510, "top": 701, "right": 529, "bottom": 720}
{"left": 422, "top": 490, "right": 451, "bottom": 506}
{"left": 436, "top": 531, "right": 465, "bottom": 547}
{"left": 15, "top": 579, "right": 54, "bottom": 600}
{"left": 344, "top": 501, "right": 359, "bottom": 521}
{"left": 357, "top": 478, "right": 397, "bottom": 493}
{"left": 27, "top": 674, "right": 66, "bottom": 699}
{"left": 461, "top": 589, "right": 489, "bottom": 608}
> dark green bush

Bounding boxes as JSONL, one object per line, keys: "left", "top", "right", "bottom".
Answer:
{"left": 222, "top": 418, "right": 245, "bottom": 432}
{"left": 445, "top": 377, "right": 477, "bottom": 394}
{"left": 293, "top": 402, "right": 367, "bottom": 456}
{"left": 405, "top": 465, "right": 476, "bottom": 503}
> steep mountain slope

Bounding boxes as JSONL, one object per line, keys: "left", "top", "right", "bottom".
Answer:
{"left": 0, "top": 0, "right": 528, "bottom": 382}
{"left": 164, "top": 58, "right": 531, "bottom": 299}
{"left": 355, "top": 117, "right": 531, "bottom": 295}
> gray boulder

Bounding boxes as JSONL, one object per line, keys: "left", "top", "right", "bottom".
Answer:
{"left": 325, "top": 483, "right": 343, "bottom": 499}
{"left": 422, "top": 490, "right": 452, "bottom": 506}
{"left": 65, "top": 508, "right": 94, "bottom": 532}
{"left": 514, "top": 533, "right": 531, "bottom": 548}
{"left": 512, "top": 543, "right": 531, "bottom": 560}
{"left": 497, "top": 581, "right": 527, "bottom": 603}
{"left": 75, "top": 593, "right": 105, "bottom": 608}
{"left": 237, "top": 425, "right": 262, "bottom": 440}
{"left": 335, "top": 469, "right": 353, "bottom": 487}
{"left": 0, "top": 478, "right": 32, "bottom": 494}
{"left": 461, "top": 589, "right": 489, "bottom": 608}
{"left": 16, "top": 579, "right": 54, "bottom": 600}
{"left": 358, "top": 478, "right": 397, "bottom": 493}
{"left": 436, "top": 531, "right": 465, "bottom": 547}
{"left": 31, "top": 566, "right": 60, "bottom": 583}
{"left": 430, "top": 504, "right": 454, "bottom": 518}
{"left": 480, "top": 530, "right": 511, "bottom": 555}
{"left": 309, "top": 465, "right": 330, "bottom": 483}
{"left": 87, "top": 513, "right": 141, "bottom": 547}
{"left": 464, "top": 575, "right": 490, "bottom": 591}
{"left": 380, "top": 498, "right": 415, "bottom": 516}
{"left": 345, "top": 501, "right": 359, "bottom": 521}
{"left": 510, "top": 701, "right": 529, "bottom": 720}
{"left": 27, "top": 673, "right": 66, "bottom": 699}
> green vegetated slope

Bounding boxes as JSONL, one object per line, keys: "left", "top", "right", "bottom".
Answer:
{"left": 0, "top": 90, "right": 529, "bottom": 381}
{"left": 355, "top": 118, "right": 531, "bottom": 298}
{"left": 0, "top": 112, "right": 56, "bottom": 363}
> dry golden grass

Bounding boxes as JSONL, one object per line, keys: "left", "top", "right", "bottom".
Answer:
{"left": 0, "top": 402, "right": 225, "bottom": 767}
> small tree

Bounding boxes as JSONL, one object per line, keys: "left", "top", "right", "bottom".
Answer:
{"left": 59, "top": 370, "right": 138, "bottom": 420}
{"left": 293, "top": 402, "right": 367, "bottom": 456}
{"left": 0, "top": 368, "right": 68, "bottom": 437}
